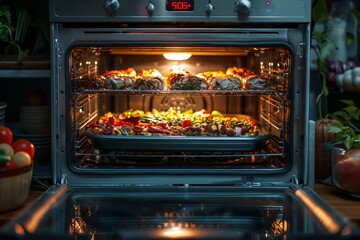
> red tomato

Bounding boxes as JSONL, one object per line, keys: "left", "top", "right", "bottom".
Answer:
{"left": 0, "top": 126, "right": 13, "bottom": 145}
{"left": 334, "top": 149, "right": 360, "bottom": 193}
{"left": 12, "top": 139, "right": 35, "bottom": 159}
{"left": 181, "top": 119, "right": 192, "bottom": 128}
{"left": 0, "top": 158, "right": 16, "bottom": 170}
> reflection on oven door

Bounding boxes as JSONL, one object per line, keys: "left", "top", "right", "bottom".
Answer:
{"left": 1, "top": 185, "right": 358, "bottom": 239}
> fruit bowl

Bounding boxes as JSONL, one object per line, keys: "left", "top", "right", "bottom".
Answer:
{"left": 0, "top": 164, "right": 33, "bottom": 212}
{"left": 330, "top": 142, "right": 360, "bottom": 197}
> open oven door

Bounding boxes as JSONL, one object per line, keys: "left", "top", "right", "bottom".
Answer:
{"left": 1, "top": 182, "right": 359, "bottom": 239}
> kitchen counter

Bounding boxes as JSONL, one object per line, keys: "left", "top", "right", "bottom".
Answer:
{"left": 0, "top": 183, "right": 359, "bottom": 230}
{"left": 314, "top": 183, "right": 360, "bottom": 227}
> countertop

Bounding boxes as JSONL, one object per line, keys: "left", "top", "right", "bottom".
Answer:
{"left": 0, "top": 183, "right": 359, "bottom": 230}
{"left": 314, "top": 183, "right": 360, "bottom": 227}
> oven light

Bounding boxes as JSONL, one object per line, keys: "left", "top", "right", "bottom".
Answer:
{"left": 163, "top": 52, "right": 192, "bottom": 61}
{"left": 163, "top": 227, "right": 194, "bottom": 238}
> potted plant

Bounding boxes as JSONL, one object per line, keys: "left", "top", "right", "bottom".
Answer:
{"left": 0, "top": 1, "right": 29, "bottom": 61}
{"left": 329, "top": 99, "right": 360, "bottom": 149}
{"left": 0, "top": 0, "right": 49, "bottom": 62}
{"left": 327, "top": 99, "right": 360, "bottom": 194}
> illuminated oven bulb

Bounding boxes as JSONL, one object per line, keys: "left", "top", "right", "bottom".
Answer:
{"left": 163, "top": 52, "right": 192, "bottom": 61}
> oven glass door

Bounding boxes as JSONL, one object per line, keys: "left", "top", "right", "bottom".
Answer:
{"left": 1, "top": 185, "right": 357, "bottom": 239}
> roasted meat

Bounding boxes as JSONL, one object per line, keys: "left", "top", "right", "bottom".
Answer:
{"left": 135, "top": 69, "right": 165, "bottom": 90}
{"left": 104, "top": 76, "right": 135, "bottom": 90}
{"left": 244, "top": 75, "right": 269, "bottom": 90}
{"left": 210, "top": 76, "right": 242, "bottom": 90}
{"left": 167, "top": 75, "right": 209, "bottom": 90}
{"left": 135, "top": 77, "right": 164, "bottom": 90}
{"left": 165, "top": 68, "right": 209, "bottom": 90}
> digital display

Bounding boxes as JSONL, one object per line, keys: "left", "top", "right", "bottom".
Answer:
{"left": 166, "top": 0, "right": 194, "bottom": 11}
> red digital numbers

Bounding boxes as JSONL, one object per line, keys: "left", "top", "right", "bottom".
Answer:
{"left": 171, "top": 1, "right": 191, "bottom": 10}
{"left": 166, "top": 0, "right": 194, "bottom": 11}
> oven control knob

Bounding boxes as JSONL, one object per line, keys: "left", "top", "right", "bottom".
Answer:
{"left": 104, "top": 0, "right": 120, "bottom": 16}
{"left": 236, "top": 0, "right": 251, "bottom": 16}
{"left": 146, "top": 3, "right": 155, "bottom": 16}
{"left": 205, "top": 3, "right": 214, "bottom": 16}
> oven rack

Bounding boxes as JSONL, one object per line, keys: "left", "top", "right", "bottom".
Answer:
{"left": 72, "top": 89, "right": 282, "bottom": 96}
{"left": 75, "top": 151, "right": 286, "bottom": 168}
{"left": 75, "top": 150, "right": 284, "bottom": 159}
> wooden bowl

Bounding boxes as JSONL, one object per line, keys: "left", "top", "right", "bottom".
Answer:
{"left": 0, "top": 165, "right": 33, "bottom": 212}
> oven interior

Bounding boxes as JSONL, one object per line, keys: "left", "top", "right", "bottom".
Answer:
{"left": 67, "top": 45, "right": 292, "bottom": 174}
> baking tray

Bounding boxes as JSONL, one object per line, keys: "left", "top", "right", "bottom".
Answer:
{"left": 85, "top": 129, "right": 271, "bottom": 152}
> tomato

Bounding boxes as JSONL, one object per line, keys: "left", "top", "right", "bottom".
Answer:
{"left": 0, "top": 126, "right": 13, "bottom": 145}
{"left": 181, "top": 119, "right": 192, "bottom": 128}
{"left": 13, "top": 151, "right": 31, "bottom": 167}
{"left": 12, "top": 139, "right": 35, "bottom": 159}
{"left": 0, "top": 143, "right": 14, "bottom": 157}
{"left": 334, "top": 149, "right": 360, "bottom": 193}
{"left": 0, "top": 158, "right": 15, "bottom": 170}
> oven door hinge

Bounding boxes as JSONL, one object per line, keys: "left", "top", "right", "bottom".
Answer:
{"left": 61, "top": 174, "right": 68, "bottom": 184}
{"left": 291, "top": 175, "right": 299, "bottom": 186}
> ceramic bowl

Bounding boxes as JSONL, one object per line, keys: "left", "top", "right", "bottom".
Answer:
{"left": 0, "top": 164, "right": 33, "bottom": 212}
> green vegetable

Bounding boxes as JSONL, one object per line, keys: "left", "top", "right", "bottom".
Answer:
{"left": 0, "top": 152, "right": 11, "bottom": 164}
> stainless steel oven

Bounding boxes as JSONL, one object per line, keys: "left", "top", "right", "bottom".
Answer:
{"left": 1, "top": 0, "right": 360, "bottom": 239}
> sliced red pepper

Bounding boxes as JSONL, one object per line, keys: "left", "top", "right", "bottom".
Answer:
{"left": 119, "top": 117, "right": 140, "bottom": 126}
{"left": 156, "top": 122, "right": 168, "bottom": 129}
{"left": 250, "top": 120, "right": 258, "bottom": 128}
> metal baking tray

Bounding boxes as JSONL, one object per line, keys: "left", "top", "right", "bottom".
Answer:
{"left": 85, "top": 129, "right": 271, "bottom": 152}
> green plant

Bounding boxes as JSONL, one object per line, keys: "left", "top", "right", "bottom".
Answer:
{"left": 312, "top": 0, "right": 360, "bottom": 120}
{"left": 328, "top": 99, "right": 360, "bottom": 149}
{"left": 0, "top": 1, "right": 29, "bottom": 61}
{"left": 312, "top": 0, "right": 335, "bottom": 120}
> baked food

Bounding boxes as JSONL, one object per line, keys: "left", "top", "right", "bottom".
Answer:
{"left": 103, "top": 67, "right": 137, "bottom": 78}
{"left": 168, "top": 75, "right": 209, "bottom": 90}
{"left": 101, "top": 67, "right": 136, "bottom": 90}
{"left": 135, "top": 69, "right": 165, "bottom": 90}
{"left": 87, "top": 108, "right": 263, "bottom": 137}
{"left": 211, "top": 76, "right": 242, "bottom": 90}
{"left": 244, "top": 75, "right": 268, "bottom": 90}
{"left": 196, "top": 71, "right": 242, "bottom": 90}
{"left": 77, "top": 75, "right": 106, "bottom": 90}
{"left": 226, "top": 66, "right": 255, "bottom": 78}
{"left": 104, "top": 76, "right": 135, "bottom": 90}
{"left": 165, "top": 68, "right": 209, "bottom": 90}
